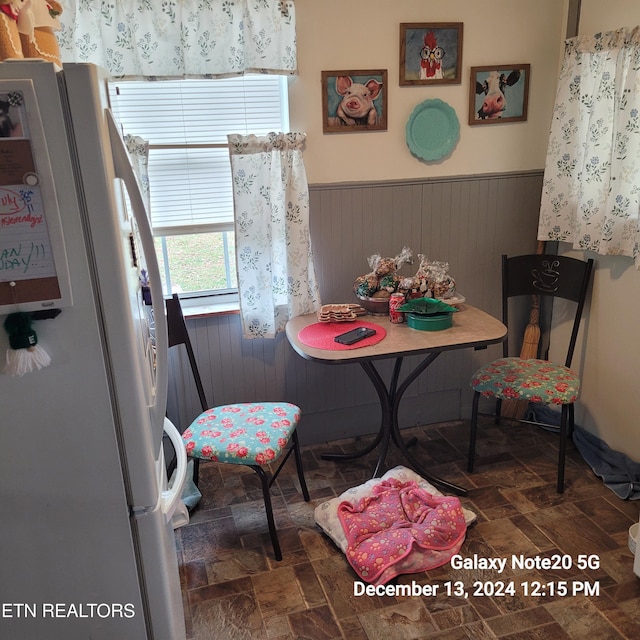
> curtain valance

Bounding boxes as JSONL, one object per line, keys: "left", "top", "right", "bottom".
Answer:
{"left": 57, "top": 0, "right": 297, "bottom": 79}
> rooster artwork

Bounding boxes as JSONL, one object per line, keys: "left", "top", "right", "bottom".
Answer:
{"left": 419, "top": 31, "right": 445, "bottom": 80}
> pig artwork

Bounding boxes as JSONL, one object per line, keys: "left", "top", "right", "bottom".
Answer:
{"left": 333, "top": 75, "right": 383, "bottom": 127}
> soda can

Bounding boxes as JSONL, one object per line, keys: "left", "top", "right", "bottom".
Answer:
{"left": 389, "top": 292, "right": 405, "bottom": 323}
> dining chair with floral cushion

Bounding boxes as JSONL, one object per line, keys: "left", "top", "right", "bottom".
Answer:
{"left": 467, "top": 253, "right": 594, "bottom": 493}
{"left": 166, "top": 294, "right": 309, "bottom": 560}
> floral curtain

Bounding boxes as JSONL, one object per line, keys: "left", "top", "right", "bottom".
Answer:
{"left": 228, "top": 133, "right": 321, "bottom": 338}
{"left": 58, "top": 0, "right": 297, "bottom": 78}
{"left": 538, "top": 27, "right": 640, "bottom": 266}
{"left": 124, "top": 134, "right": 150, "bottom": 208}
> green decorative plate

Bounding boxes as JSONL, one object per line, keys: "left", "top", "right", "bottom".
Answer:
{"left": 399, "top": 297, "right": 458, "bottom": 315}
{"left": 405, "top": 99, "right": 460, "bottom": 162}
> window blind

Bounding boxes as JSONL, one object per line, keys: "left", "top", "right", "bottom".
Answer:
{"left": 108, "top": 75, "right": 288, "bottom": 235}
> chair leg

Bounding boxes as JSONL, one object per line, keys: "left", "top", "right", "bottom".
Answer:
{"left": 192, "top": 457, "right": 200, "bottom": 488}
{"left": 568, "top": 403, "right": 576, "bottom": 438}
{"left": 292, "top": 430, "right": 310, "bottom": 502}
{"left": 557, "top": 404, "right": 570, "bottom": 493}
{"left": 494, "top": 398, "right": 502, "bottom": 424}
{"left": 468, "top": 391, "right": 481, "bottom": 473}
{"left": 248, "top": 429, "right": 307, "bottom": 561}
{"left": 250, "top": 464, "right": 282, "bottom": 561}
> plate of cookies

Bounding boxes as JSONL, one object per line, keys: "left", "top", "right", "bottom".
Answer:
{"left": 317, "top": 303, "right": 367, "bottom": 323}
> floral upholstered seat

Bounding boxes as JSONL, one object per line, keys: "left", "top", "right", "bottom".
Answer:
{"left": 182, "top": 402, "right": 301, "bottom": 465}
{"left": 166, "top": 293, "right": 309, "bottom": 561}
{"left": 471, "top": 357, "right": 580, "bottom": 405}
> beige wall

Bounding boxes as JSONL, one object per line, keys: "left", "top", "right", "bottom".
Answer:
{"left": 559, "top": 0, "right": 640, "bottom": 461}
{"left": 291, "top": 0, "right": 640, "bottom": 462}
{"left": 290, "top": 0, "right": 566, "bottom": 184}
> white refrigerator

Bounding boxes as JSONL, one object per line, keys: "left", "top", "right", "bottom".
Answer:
{"left": 0, "top": 61, "right": 187, "bottom": 640}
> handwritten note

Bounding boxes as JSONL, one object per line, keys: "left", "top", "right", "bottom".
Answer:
{"left": 0, "top": 81, "right": 72, "bottom": 310}
{"left": 0, "top": 125, "right": 56, "bottom": 282}
{"left": 0, "top": 184, "right": 56, "bottom": 280}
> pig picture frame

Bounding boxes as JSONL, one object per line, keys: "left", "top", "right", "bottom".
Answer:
{"left": 321, "top": 69, "right": 388, "bottom": 133}
{"left": 399, "top": 23, "right": 463, "bottom": 86}
{"left": 469, "top": 64, "right": 531, "bottom": 125}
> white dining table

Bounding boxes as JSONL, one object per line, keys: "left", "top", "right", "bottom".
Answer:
{"left": 285, "top": 304, "right": 507, "bottom": 495}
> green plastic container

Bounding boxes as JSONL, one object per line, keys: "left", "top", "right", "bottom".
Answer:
{"left": 407, "top": 311, "right": 453, "bottom": 331}
{"left": 399, "top": 297, "right": 457, "bottom": 315}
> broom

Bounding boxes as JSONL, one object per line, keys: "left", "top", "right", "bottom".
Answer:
{"left": 501, "top": 241, "right": 545, "bottom": 420}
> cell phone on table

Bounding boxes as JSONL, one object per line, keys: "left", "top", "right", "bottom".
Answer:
{"left": 334, "top": 326, "right": 377, "bottom": 345}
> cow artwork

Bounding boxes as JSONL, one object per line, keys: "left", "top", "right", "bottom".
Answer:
{"left": 475, "top": 70, "right": 520, "bottom": 119}
{"left": 322, "top": 69, "right": 388, "bottom": 133}
{"left": 469, "top": 65, "right": 530, "bottom": 125}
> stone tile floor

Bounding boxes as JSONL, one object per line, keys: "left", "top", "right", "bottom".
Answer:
{"left": 176, "top": 417, "right": 640, "bottom": 639}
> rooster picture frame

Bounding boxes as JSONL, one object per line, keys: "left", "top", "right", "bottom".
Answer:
{"left": 399, "top": 23, "right": 463, "bottom": 86}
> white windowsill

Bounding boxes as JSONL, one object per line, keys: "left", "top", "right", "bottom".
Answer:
{"left": 179, "top": 295, "right": 240, "bottom": 319}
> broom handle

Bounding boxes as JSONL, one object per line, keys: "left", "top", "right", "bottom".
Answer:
{"left": 502, "top": 241, "right": 547, "bottom": 418}
{"left": 521, "top": 240, "right": 546, "bottom": 356}
{"left": 528, "top": 296, "right": 540, "bottom": 325}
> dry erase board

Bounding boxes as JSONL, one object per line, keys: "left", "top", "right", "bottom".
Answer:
{"left": 0, "top": 79, "right": 72, "bottom": 313}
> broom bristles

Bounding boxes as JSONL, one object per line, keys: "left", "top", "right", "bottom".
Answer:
{"left": 501, "top": 399, "right": 528, "bottom": 419}
{"left": 501, "top": 306, "right": 541, "bottom": 419}
{"left": 519, "top": 324, "right": 541, "bottom": 360}
{"left": 501, "top": 247, "right": 545, "bottom": 421}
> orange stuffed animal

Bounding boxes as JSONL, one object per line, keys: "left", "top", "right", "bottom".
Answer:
{"left": 0, "top": 0, "right": 62, "bottom": 66}
{"left": 0, "top": 0, "right": 27, "bottom": 60}
{"left": 19, "top": 0, "right": 63, "bottom": 67}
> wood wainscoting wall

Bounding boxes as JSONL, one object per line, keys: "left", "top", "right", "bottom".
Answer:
{"left": 167, "top": 171, "right": 544, "bottom": 445}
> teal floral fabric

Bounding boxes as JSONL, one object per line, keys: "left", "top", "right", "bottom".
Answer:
{"left": 538, "top": 27, "right": 640, "bottom": 265}
{"left": 182, "top": 402, "right": 301, "bottom": 465}
{"left": 58, "top": 0, "right": 297, "bottom": 79}
{"left": 471, "top": 357, "right": 580, "bottom": 405}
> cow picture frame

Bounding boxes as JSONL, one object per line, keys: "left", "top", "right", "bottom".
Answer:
{"left": 469, "top": 64, "right": 531, "bottom": 125}
{"left": 399, "top": 23, "right": 463, "bottom": 86}
{"left": 321, "top": 69, "right": 388, "bottom": 133}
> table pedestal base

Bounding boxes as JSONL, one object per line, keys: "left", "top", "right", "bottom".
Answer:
{"left": 321, "top": 354, "right": 467, "bottom": 496}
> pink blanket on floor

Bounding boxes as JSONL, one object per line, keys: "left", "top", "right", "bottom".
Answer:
{"left": 337, "top": 479, "right": 467, "bottom": 585}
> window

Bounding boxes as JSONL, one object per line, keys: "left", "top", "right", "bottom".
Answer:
{"left": 108, "top": 75, "right": 290, "bottom": 299}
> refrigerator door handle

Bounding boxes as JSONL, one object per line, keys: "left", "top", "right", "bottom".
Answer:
{"left": 105, "top": 109, "right": 169, "bottom": 435}
{"left": 161, "top": 417, "right": 188, "bottom": 524}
